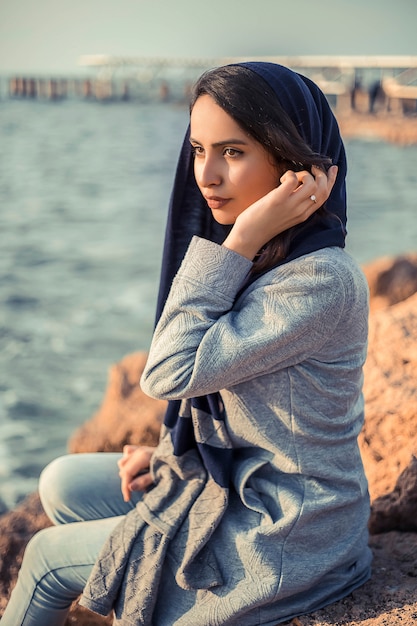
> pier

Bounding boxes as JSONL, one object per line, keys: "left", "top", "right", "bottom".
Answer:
{"left": 5, "top": 55, "right": 417, "bottom": 114}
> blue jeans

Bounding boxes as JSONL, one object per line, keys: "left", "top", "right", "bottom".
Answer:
{"left": 1, "top": 453, "right": 142, "bottom": 626}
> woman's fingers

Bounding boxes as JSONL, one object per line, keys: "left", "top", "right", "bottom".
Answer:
{"left": 279, "top": 169, "right": 300, "bottom": 187}
{"left": 118, "top": 445, "right": 155, "bottom": 501}
{"left": 123, "top": 444, "right": 139, "bottom": 455}
{"left": 117, "top": 444, "right": 139, "bottom": 469}
{"left": 129, "top": 471, "right": 154, "bottom": 493}
{"left": 283, "top": 165, "right": 339, "bottom": 225}
{"left": 311, "top": 165, "right": 338, "bottom": 202}
{"left": 121, "top": 475, "right": 132, "bottom": 502}
{"left": 280, "top": 165, "right": 338, "bottom": 210}
{"left": 312, "top": 165, "right": 338, "bottom": 204}
{"left": 121, "top": 469, "right": 152, "bottom": 502}
{"left": 222, "top": 164, "right": 339, "bottom": 260}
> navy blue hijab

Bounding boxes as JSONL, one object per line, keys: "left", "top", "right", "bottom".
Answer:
{"left": 154, "top": 62, "right": 348, "bottom": 483}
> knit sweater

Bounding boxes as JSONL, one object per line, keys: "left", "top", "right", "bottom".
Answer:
{"left": 80, "top": 236, "right": 372, "bottom": 625}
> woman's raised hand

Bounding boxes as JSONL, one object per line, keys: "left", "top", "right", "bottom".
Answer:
{"left": 117, "top": 444, "right": 155, "bottom": 502}
{"left": 223, "top": 165, "right": 338, "bottom": 261}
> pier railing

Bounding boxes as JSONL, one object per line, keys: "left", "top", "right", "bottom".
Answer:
{"left": 5, "top": 55, "right": 417, "bottom": 115}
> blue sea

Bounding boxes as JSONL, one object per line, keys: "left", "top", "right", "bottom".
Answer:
{"left": 1, "top": 96, "right": 417, "bottom": 511}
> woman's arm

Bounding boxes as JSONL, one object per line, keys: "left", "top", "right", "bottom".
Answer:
{"left": 141, "top": 165, "right": 341, "bottom": 400}
{"left": 140, "top": 240, "right": 346, "bottom": 400}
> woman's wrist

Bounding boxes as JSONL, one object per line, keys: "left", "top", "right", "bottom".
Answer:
{"left": 222, "top": 224, "right": 264, "bottom": 261}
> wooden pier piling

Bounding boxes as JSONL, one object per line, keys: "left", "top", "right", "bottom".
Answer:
{"left": 5, "top": 55, "right": 417, "bottom": 114}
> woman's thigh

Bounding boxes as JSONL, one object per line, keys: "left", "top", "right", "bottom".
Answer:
{"left": 1, "top": 515, "right": 121, "bottom": 626}
{"left": 39, "top": 452, "right": 141, "bottom": 524}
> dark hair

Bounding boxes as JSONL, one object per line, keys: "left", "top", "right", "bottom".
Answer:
{"left": 190, "top": 65, "right": 333, "bottom": 273}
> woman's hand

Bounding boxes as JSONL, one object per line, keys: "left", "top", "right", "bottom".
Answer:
{"left": 117, "top": 445, "right": 155, "bottom": 502}
{"left": 223, "top": 165, "right": 338, "bottom": 261}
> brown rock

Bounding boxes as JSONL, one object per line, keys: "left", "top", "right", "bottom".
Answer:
{"left": 363, "top": 253, "right": 417, "bottom": 311}
{"left": 337, "top": 112, "right": 417, "bottom": 145}
{"left": 359, "top": 291, "right": 417, "bottom": 501}
{"left": 369, "top": 456, "right": 417, "bottom": 534}
{"left": 69, "top": 352, "right": 167, "bottom": 453}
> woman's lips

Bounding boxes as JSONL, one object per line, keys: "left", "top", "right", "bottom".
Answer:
{"left": 204, "top": 196, "right": 230, "bottom": 210}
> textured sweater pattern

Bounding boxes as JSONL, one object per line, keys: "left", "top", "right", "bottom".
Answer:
{"left": 80, "top": 237, "right": 372, "bottom": 625}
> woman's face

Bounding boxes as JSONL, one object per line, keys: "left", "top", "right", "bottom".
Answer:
{"left": 190, "top": 95, "right": 279, "bottom": 224}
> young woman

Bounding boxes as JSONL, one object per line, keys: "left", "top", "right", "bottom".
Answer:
{"left": 2, "top": 62, "right": 372, "bottom": 625}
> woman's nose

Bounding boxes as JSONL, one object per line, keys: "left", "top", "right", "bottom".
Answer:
{"left": 195, "top": 155, "right": 222, "bottom": 188}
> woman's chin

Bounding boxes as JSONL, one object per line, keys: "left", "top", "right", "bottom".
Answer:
{"left": 210, "top": 209, "right": 236, "bottom": 226}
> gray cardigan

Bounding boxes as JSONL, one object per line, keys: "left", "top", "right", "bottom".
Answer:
{"left": 80, "top": 237, "right": 372, "bottom": 625}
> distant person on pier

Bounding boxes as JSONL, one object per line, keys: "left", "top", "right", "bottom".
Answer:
{"left": 2, "top": 61, "right": 372, "bottom": 626}
{"left": 368, "top": 79, "right": 384, "bottom": 114}
{"left": 350, "top": 72, "right": 363, "bottom": 111}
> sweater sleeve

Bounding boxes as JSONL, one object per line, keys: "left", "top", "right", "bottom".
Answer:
{"left": 140, "top": 236, "right": 346, "bottom": 400}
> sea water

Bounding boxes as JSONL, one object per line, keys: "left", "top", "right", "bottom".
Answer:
{"left": 1, "top": 97, "right": 416, "bottom": 510}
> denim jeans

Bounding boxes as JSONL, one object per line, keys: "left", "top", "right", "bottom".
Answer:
{"left": 1, "top": 453, "right": 142, "bottom": 626}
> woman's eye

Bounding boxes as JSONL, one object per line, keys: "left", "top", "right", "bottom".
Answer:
{"left": 224, "top": 147, "right": 242, "bottom": 157}
{"left": 191, "top": 145, "right": 204, "bottom": 156}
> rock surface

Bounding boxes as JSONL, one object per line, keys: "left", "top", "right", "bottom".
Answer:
{"left": 1, "top": 251, "right": 417, "bottom": 625}
{"left": 68, "top": 351, "right": 167, "bottom": 454}
{"left": 337, "top": 112, "right": 417, "bottom": 145}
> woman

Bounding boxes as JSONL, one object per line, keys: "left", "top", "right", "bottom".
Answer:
{"left": 2, "top": 62, "right": 372, "bottom": 625}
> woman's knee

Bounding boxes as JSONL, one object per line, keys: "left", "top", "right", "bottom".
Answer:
{"left": 16, "top": 526, "right": 88, "bottom": 610}
{"left": 39, "top": 452, "right": 125, "bottom": 524}
{"left": 39, "top": 455, "right": 87, "bottom": 524}
{"left": 22, "top": 527, "right": 59, "bottom": 578}
{"left": 19, "top": 526, "right": 73, "bottom": 594}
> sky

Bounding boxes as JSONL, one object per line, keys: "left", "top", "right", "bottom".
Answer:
{"left": 0, "top": 0, "right": 416, "bottom": 75}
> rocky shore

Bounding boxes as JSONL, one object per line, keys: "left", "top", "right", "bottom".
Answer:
{"left": 1, "top": 251, "right": 417, "bottom": 625}
{"left": 338, "top": 112, "right": 417, "bottom": 145}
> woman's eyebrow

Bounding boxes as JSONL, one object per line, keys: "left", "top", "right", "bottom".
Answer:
{"left": 189, "top": 137, "right": 248, "bottom": 147}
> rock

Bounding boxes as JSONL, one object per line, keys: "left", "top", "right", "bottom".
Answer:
{"left": 359, "top": 291, "right": 417, "bottom": 502}
{"left": 69, "top": 352, "right": 167, "bottom": 453}
{"left": 338, "top": 113, "right": 417, "bottom": 145}
{"left": 359, "top": 255, "right": 417, "bottom": 535}
{"left": 369, "top": 455, "right": 417, "bottom": 534}
{"left": 363, "top": 253, "right": 417, "bottom": 311}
